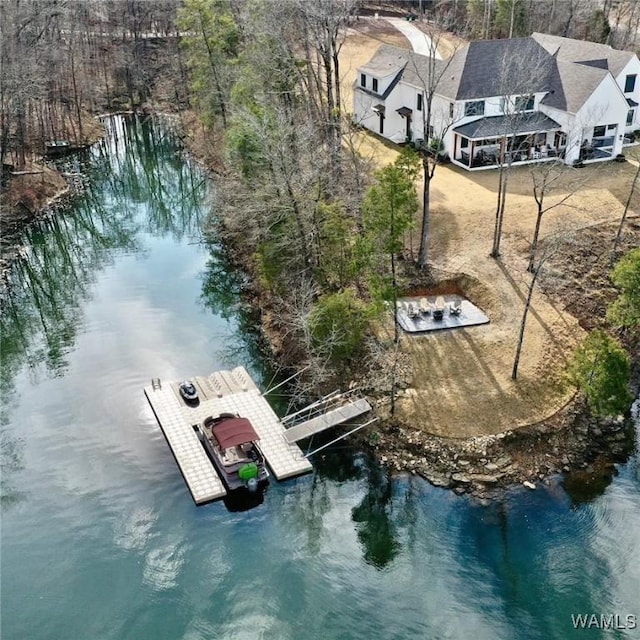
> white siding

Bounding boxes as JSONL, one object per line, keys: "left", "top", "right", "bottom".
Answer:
{"left": 615, "top": 56, "right": 640, "bottom": 132}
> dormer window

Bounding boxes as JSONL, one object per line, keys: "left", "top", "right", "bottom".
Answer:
{"left": 360, "top": 73, "right": 366, "bottom": 88}
{"left": 372, "top": 78, "right": 378, "bottom": 93}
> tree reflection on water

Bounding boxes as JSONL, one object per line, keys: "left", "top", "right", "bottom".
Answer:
{"left": 0, "top": 114, "right": 211, "bottom": 506}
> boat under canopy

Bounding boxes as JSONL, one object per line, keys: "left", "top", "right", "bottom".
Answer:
{"left": 212, "top": 417, "right": 260, "bottom": 449}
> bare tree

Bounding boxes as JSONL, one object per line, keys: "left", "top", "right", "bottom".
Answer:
{"left": 527, "top": 160, "right": 584, "bottom": 271}
{"left": 612, "top": 159, "right": 640, "bottom": 255}
{"left": 512, "top": 231, "right": 568, "bottom": 379}
{"left": 405, "top": 33, "right": 460, "bottom": 268}
{"left": 490, "top": 42, "right": 554, "bottom": 259}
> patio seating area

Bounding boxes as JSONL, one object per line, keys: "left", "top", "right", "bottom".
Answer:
{"left": 396, "top": 295, "right": 489, "bottom": 333}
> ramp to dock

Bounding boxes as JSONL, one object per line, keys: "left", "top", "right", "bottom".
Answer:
{"left": 283, "top": 398, "right": 372, "bottom": 444}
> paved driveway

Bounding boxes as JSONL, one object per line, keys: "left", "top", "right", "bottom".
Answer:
{"left": 385, "top": 17, "right": 443, "bottom": 59}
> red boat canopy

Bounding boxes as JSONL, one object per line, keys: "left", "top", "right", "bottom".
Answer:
{"left": 211, "top": 417, "right": 259, "bottom": 449}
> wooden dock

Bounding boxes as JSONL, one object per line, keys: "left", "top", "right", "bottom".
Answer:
{"left": 144, "top": 366, "right": 313, "bottom": 505}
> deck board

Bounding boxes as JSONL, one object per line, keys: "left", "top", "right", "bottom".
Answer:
{"left": 144, "top": 385, "right": 227, "bottom": 504}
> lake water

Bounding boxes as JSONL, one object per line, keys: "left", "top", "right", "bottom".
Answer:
{"left": 1, "top": 116, "right": 639, "bottom": 640}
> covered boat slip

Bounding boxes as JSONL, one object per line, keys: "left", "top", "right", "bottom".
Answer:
{"left": 144, "top": 366, "right": 313, "bottom": 505}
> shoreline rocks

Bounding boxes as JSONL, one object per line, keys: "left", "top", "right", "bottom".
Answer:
{"left": 364, "top": 402, "right": 636, "bottom": 499}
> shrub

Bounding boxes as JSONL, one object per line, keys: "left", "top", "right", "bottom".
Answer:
{"left": 607, "top": 247, "right": 640, "bottom": 328}
{"left": 308, "top": 291, "right": 370, "bottom": 363}
{"left": 570, "top": 330, "right": 632, "bottom": 417}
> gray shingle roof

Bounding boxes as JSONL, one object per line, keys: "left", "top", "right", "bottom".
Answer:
{"left": 358, "top": 45, "right": 407, "bottom": 78}
{"left": 357, "top": 34, "right": 635, "bottom": 112}
{"left": 453, "top": 112, "right": 562, "bottom": 139}
{"left": 449, "top": 38, "right": 554, "bottom": 100}
{"left": 542, "top": 58, "right": 609, "bottom": 113}
{"left": 531, "top": 32, "right": 633, "bottom": 77}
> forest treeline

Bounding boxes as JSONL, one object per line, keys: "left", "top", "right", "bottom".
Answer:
{"left": 3, "top": 0, "right": 634, "bottom": 173}
{"left": 0, "top": 0, "right": 185, "bottom": 173}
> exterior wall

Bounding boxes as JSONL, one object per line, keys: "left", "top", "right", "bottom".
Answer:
{"left": 358, "top": 69, "right": 398, "bottom": 97}
{"left": 573, "top": 74, "right": 628, "bottom": 157}
{"left": 353, "top": 88, "right": 381, "bottom": 133}
{"left": 537, "top": 105, "right": 579, "bottom": 162}
{"left": 614, "top": 56, "right": 640, "bottom": 132}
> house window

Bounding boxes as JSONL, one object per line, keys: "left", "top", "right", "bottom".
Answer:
{"left": 625, "top": 74, "right": 637, "bottom": 93}
{"left": 464, "top": 100, "right": 484, "bottom": 117}
{"left": 460, "top": 137, "right": 469, "bottom": 148}
{"left": 554, "top": 132, "right": 567, "bottom": 148}
{"left": 514, "top": 95, "right": 535, "bottom": 111}
{"left": 360, "top": 73, "right": 366, "bottom": 88}
{"left": 372, "top": 78, "right": 378, "bottom": 93}
{"left": 417, "top": 93, "right": 423, "bottom": 111}
{"left": 449, "top": 102, "right": 454, "bottom": 118}
{"left": 593, "top": 125, "right": 607, "bottom": 137}
{"left": 627, "top": 109, "right": 635, "bottom": 126}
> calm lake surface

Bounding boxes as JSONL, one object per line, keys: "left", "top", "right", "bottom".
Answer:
{"left": 1, "top": 116, "right": 639, "bottom": 640}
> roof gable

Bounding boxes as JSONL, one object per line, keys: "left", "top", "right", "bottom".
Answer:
{"left": 531, "top": 32, "right": 634, "bottom": 77}
{"left": 542, "top": 58, "right": 608, "bottom": 113}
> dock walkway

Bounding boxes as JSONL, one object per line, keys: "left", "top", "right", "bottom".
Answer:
{"left": 283, "top": 397, "right": 371, "bottom": 444}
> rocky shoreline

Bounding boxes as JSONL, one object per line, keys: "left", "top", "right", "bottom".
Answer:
{"left": 366, "top": 399, "right": 636, "bottom": 499}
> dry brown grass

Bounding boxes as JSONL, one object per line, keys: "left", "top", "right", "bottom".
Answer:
{"left": 340, "top": 24, "right": 640, "bottom": 438}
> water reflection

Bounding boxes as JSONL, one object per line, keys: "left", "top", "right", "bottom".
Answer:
{"left": 1, "top": 116, "right": 209, "bottom": 416}
{"left": 0, "top": 115, "right": 213, "bottom": 506}
{"left": 351, "top": 458, "right": 400, "bottom": 569}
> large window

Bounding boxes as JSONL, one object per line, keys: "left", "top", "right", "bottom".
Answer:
{"left": 464, "top": 100, "right": 485, "bottom": 117}
{"left": 360, "top": 73, "right": 366, "bottom": 88}
{"left": 514, "top": 95, "right": 535, "bottom": 112}
{"left": 372, "top": 78, "right": 378, "bottom": 93}
{"left": 417, "top": 93, "right": 423, "bottom": 111}
{"left": 625, "top": 74, "right": 637, "bottom": 93}
{"left": 593, "top": 124, "right": 615, "bottom": 137}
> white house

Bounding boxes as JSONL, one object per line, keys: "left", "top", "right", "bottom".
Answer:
{"left": 353, "top": 33, "right": 640, "bottom": 169}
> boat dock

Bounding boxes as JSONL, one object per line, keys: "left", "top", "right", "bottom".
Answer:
{"left": 145, "top": 367, "right": 374, "bottom": 506}
{"left": 145, "top": 366, "right": 314, "bottom": 505}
